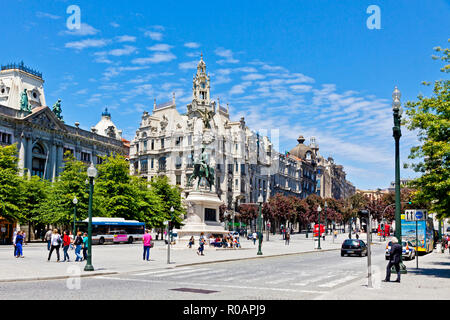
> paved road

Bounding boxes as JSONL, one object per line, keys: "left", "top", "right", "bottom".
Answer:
{"left": 0, "top": 244, "right": 387, "bottom": 300}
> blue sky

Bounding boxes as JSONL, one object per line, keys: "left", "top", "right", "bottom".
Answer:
{"left": 1, "top": 0, "right": 449, "bottom": 190}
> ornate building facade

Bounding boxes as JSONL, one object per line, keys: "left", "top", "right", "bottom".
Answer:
{"left": 130, "top": 56, "right": 273, "bottom": 209}
{"left": 0, "top": 62, "right": 128, "bottom": 243}
{"left": 130, "top": 56, "right": 356, "bottom": 208}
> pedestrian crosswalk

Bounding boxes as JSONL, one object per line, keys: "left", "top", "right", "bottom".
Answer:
{"left": 127, "top": 266, "right": 363, "bottom": 290}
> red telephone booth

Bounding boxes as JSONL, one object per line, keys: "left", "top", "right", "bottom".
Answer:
{"left": 314, "top": 224, "right": 325, "bottom": 237}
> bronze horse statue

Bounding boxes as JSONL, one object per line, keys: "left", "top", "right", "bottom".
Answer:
{"left": 188, "top": 149, "right": 215, "bottom": 190}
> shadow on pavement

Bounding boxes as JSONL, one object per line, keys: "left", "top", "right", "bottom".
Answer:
{"left": 408, "top": 268, "right": 450, "bottom": 279}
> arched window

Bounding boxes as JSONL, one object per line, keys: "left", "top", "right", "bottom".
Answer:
{"left": 32, "top": 144, "right": 45, "bottom": 155}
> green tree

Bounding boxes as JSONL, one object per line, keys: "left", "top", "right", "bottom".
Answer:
{"left": 131, "top": 176, "right": 164, "bottom": 228}
{"left": 0, "top": 144, "right": 23, "bottom": 222}
{"left": 149, "top": 176, "right": 185, "bottom": 230}
{"left": 19, "top": 175, "right": 50, "bottom": 239}
{"left": 40, "top": 152, "right": 89, "bottom": 226}
{"left": 404, "top": 40, "right": 450, "bottom": 219}
{"left": 94, "top": 154, "right": 140, "bottom": 220}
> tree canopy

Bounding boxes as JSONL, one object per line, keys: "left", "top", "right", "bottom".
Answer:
{"left": 404, "top": 40, "right": 450, "bottom": 219}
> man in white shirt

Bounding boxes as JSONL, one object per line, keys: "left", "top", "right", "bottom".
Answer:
{"left": 252, "top": 232, "right": 257, "bottom": 245}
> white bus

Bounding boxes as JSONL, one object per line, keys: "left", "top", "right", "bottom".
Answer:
{"left": 76, "top": 217, "right": 145, "bottom": 245}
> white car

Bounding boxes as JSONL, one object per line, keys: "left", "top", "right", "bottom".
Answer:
{"left": 385, "top": 241, "right": 416, "bottom": 260}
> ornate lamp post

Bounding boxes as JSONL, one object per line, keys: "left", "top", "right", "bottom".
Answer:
{"left": 317, "top": 205, "right": 322, "bottom": 250}
{"left": 72, "top": 196, "right": 78, "bottom": 238}
{"left": 392, "top": 86, "right": 407, "bottom": 274}
{"left": 167, "top": 206, "right": 174, "bottom": 264}
{"left": 84, "top": 163, "right": 97, "bottom": 272}
{"left": 257, "top": 194, "right": 263, "bottom": 255}
{"left": 323, "top": 201, "right": 327, "bottom": 240}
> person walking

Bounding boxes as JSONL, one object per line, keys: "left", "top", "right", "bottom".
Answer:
{"left": 15, "top": 231, "right": 24, "bottom": 258}
{"left": 142, "top": 229, "right": 152, "bottom": 261}
{"left": 45, "top": 229, "right": 52, "bottom": 251}
{"left": 74, "top": 232, "right": 83, "bottom": 262}
{"left": 384, "top": 236, "right": 402, "bottom": 283}
{"left": 252, "top": 231, "right": 257, "bottom": 245}
{"left": 48, "top": 229, "right": 61, "bottom": 262}
{"left": 197, "top": 232, "right": 205, "bottom": 256}
{"left": 62, "top": 230, "right": 71, "bottom": 262}
{"left": 82, "top": 233, "right": 88, "bottom": 261}
{"left": 285, "top": 232, "right": 290, "bottom": 245}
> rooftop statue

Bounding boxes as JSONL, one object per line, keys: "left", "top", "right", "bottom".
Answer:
{"left": 197, "top": 108, "right": 214, "bottom": 130}
{"left": 52, "top": 99, "right": 63, "bottom": 121}
{"left": 20, "top": 89, "right": 31, "bottom": 112}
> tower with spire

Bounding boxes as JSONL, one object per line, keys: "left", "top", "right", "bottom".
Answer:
{"left": 192, "top": 53, "right": 210, "bottom": 105}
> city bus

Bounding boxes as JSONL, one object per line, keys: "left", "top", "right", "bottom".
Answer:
{"left": 401, "top": 217, "right": 434, "bottom": 254}
{"left": 75, "top": 217, "right": 145, "bottom": 245}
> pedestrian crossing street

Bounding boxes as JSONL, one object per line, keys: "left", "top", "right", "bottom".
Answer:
{"left": 127, "top": 266, "right": 364, "bottom": 290}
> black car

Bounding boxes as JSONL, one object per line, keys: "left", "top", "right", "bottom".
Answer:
{"left": 341, "top": 239, "right": 368, "bottom": 257}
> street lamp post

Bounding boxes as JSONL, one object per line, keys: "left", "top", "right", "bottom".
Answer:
{"left": 257, "top": 194, "right": 263, "bottom": 255}
{"left": 392, "top": 86, "right": 407, "bottom": 274}
{"left": 348, "top": 204, "right": 353, "bottom": 239}
{"left": 360, "top": 209, "right": 372, "bottom": 288}
{"left": 167, "top": 206, "right": 174, "bottom": 264}
{"left": 84, "top": 163, "right": 97, "bottom": 272}
{"left": 323, "top": 201, "right": 327, "bottom": 240}
{"left": 317, "top": 205, "right": 322, "bottom": 250}
{"left": 72, "top": 196, "right": 78, "bottom": 238}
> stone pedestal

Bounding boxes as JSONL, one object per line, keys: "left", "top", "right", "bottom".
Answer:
{"left": 173, "top": 190, "right": 228, "bottom": 245}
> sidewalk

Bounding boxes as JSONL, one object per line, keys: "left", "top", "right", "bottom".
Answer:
{"left": 317, "top": 249, "right": 450, "bottom": 300}
{"left": 0, "top": 232, "right": 358, "bottom": 282}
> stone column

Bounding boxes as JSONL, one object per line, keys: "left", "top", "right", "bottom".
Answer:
{"left": 56, "top": 144, "right": 63, "bottom": 177}
{"left": 18, "top": 133, "right": 26, "bottom": 176}
{"left": 51, "top": 144, "right": 57, "bottom": 182}
{"left": 26, "top": 136, "right": 33, "bottom": 176}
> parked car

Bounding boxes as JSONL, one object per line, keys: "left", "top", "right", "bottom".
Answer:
{"left": 341, "top": 239, "right": 368, "bottom": 257}
{"left": 385, "top": 241, "right": 416, "bottom": 260}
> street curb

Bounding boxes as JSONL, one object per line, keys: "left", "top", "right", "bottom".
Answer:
{"left": 0, "top": 271, "right": 119, "bottom": 283}
{"left": 1, "top": 240, "right": 383, "bottom": 282}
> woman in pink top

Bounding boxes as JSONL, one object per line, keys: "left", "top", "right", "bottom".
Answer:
{"left": 143, "top": 230, "right": 152, "bottom": 261}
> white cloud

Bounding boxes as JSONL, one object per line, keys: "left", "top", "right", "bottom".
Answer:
{"left": 65, "top": 39, "right": 109, "bottom": 50}
{"left": 116, "top": 35, "right": 136, "bottom": 43}
{"left": 178, "top": 60, "right": 198, "bottom": 70}
{"left": 215, "top": 47, "right": 239, "bottom": 64}
{"left": 36, "top": 11, "right": 61, "bottom": 20}
{"left": 132, "top": 52, "right": 176, "bottom": 64}
{"left": 147, "top": 44, "right": 173, "bottom": 52}
{"left": 110, "top": 22, "right": 120, "bottom": 28}
{"left": 184, "top": 42, "right": 200, "bottom": 48}
{"left": 102, "top": 66, "right": 149, "bottom": 80}
{"left": 108, "top": 45, "right": 138, "bottom": 56}
{"left": 242, "top": 73, "right": 265, "bottom": 81}
{"left": 62, "top": 23, "right": 99, "bottom": 36}
{"left": 290, "top": 84, "right": 312, "bottom": 93}
{"left": 144, "top": 31, "right": 163, "bottom": 41}
{"left": 229, "top": 82, "right": 252, "bottom": 95}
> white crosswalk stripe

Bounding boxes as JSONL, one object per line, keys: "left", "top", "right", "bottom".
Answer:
{"left": 318, "top": 275, "right": 359, "bottom": 288}
{"left": 168, "top": 269, "right": 218, "bottom": 279}
{"left": 134, "top": 267, "right": 194, "bottom": 276}
{"left": 153, "top": 267, "right": 211, "bottom": 277}
{"left": 293, "top": 273, "right": 337, "bottom": 286}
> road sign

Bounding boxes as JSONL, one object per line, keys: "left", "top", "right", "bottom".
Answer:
{"left": 404, "top": 209, "right": 427, "bottom": 221}
{"left": 415, "top": 211, "right": 424, "bottom": 220}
